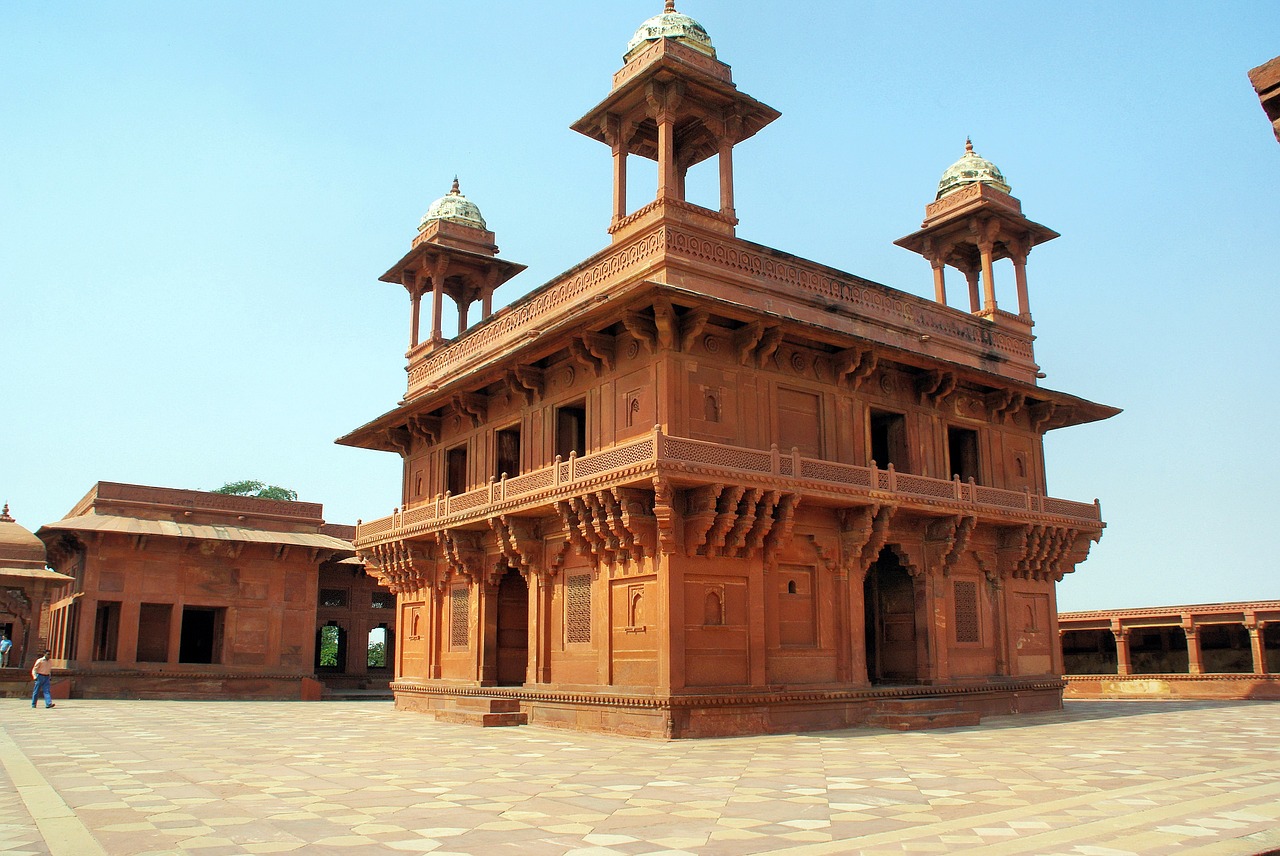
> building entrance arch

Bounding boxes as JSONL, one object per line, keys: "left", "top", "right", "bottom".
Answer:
{"left": 864, "top": 547, "right": 919, "bottom": 684}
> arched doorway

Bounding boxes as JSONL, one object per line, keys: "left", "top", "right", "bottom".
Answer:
{"left": 495, "top": 567, "right": 528, "bottom": 686}
{"left": 864, "top": 548, "right": 918, "bottom": 684}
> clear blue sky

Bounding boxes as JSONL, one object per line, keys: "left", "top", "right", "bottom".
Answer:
{"left": 3, "top": 2, "right": 1277, "bottom": 611}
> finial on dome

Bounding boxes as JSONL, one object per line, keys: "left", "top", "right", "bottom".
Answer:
{"left": 965, "top": 137, "right": 973, "bottom": 154}
{"left": 935, "top": 138, "right": 1010, "bottom": 199}
{"left": 0, "top": 503, "right": 12, "bottom": 523}
{"left": 450, "top": 176, "right": 461, "bottom": 195}
{"left": 420, "top": 177, "right": 488, "bottom": 231}
{"left": 665, "top": 0, "right": 676, "bottom": 12}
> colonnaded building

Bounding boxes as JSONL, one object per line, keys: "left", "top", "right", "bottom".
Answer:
{"left": 342, "top": 3, "right": 1118, "bottom": 737}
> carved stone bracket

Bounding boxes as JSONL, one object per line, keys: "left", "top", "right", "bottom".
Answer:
{"left": 622, "top": 311, "right": 658, "bottom": 354}
{"left": 0, "top": 588, "right": 31, "bottom": 622}
{"left": 1029, "top": 401, "right": 1057, "bottom": 433}
{"left": 679, "top": 307, "right": 710, "bottom": 352}
{"left": 732, "top": 321, "right": 764, "bottom": 366}
{"left": 450, "top": 393, "right": 487, "bottom": 428}
{"left": 761, "top": 493, "right": 800, "bottom": 571}
{"left": 440, "top": 528, "right": 486, "bottom": 583}
{"left": 570, "top": 332, "right": 616, "bottom": 377}
{"left": 363, "top": 538, "right": 435, "bottom": 594}
{"left": 652, "top": 477, "right": 679, "bottom": 555}
{"left": 835, "top": 345, "right": 878, "bottom": 390}
{"left": 917, "top": 370, "right": 957, "bottom": 407}
{"left": 838, "top": 504, "right": 897, "bottom": 581}
{"left": 490, "top": 515, "right": 541, "bottom": 578}
{"left": 554, "top": 489, "right": 653, "bottom": 567}
{"left": 999, "top": 524, "right": 1097, "bottom": 582}
{"left": 505, "top": 366, "right": 544, "bottom": 406}
{"left": 384, "top": 426, "right": 413, "bottom": 457}
{"left": 985, "top": 389, "right": 1026, "bottom": 424}
{"left": 407, "top": 414, "right": 441, "bottom": 446}
{"left": 926, "top": 514, "right": 976, "bottom": 575}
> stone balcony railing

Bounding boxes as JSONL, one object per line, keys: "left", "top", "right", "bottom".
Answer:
{"left": 355, "top": 427, "right": 1100, "bottom": 549}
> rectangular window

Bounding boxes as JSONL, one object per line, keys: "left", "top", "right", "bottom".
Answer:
{"left": 555, "top": 402, "right": 587, "bottom": 460}
{"left": 319, "top": 588, "right": 348, "bottom": 608}
{"left": 495, "top": 425, "right": 521, "bottom": 479}
{"left": 953, "top": 580, "right": 981, "bottom": 644}
{"left": 565, "top": 574, "right": 592, "bottom": 643}
{"left": 92, "top": 601, "right": 121, "bottom": 662}
{"left": 869, "top": 410, "right": 909, "bottom": 471}
{"left": 446, "top": 444, "right": 468, "bottom": 495}
{"left": 178, "top": 606, "right": 224, "bottom": 664}
{"left": 947, "top": 426, "right": 981, "bottom": 484}
{"left": 450, "top": 586, "right": 470, "bottom": 649}
{"left": 371, "top": 591, "right": 394, "bottom": 609}
{"left": 136, "top": 603, "right": 172, "bottom": 663}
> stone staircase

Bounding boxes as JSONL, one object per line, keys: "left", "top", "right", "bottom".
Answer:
{"left": 433, "top": 696, "right": 528, "bottom": 727}
{"left": 865, "top": 696, "right": 982, "bottom": 731}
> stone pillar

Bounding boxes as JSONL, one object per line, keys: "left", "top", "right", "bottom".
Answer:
{"left": 476, "top": 579, "right": 498, "bottom": 685}
{"left": 978, "top": 239, "right": 998, "bottom": 312}
{"left": 930, "top": 257, "right": 947, "bottom": 304}
{"left": 718, "top": 137, "right": 736, "bottom": 219}
{"left": 458, "top": 297, "right": 470, "bottom": 335}
{"left": 611, "top": 134, "right": 628, "bottom": 226}
{"left": 963, "top": 266, "right": 981, "bottom": 313}
{"left": 833, "top": 569, "right": 850, "bottom": 683}
{"left": 1248, "top": 620, "right": 1267, "bottom": 675}
{"left": 1112, "top": 622, "right": 1131, "bottom": 675}
{"left": 482, "top": 268, "right": 498, "bottom": 321}
{"left": 657, "top": 114, "right": 678, "bottom": 201}
{"left": 1011, "top": 245, "right": 1031, "bottom": 318}
{"left": 429, "top": 255, "right": 449, "bottom": 343}
{"left": 407, "top": 273, "right": 421, "bottom": 348}
{"left": 849, "top": 571, "right": 869, "bottom": 685}
{"left": 1184, "top": 622, "right": 1203, "bottom": 674}
{"left": 428, "top": 585, "right": 443, "bottom": 680}
{"left": 529, "top": 572, "right": 554, "bottom": 684}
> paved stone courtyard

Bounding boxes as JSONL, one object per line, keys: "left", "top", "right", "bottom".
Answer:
{"left": 1, "top": 699, "right": 1277, "bottom": 856}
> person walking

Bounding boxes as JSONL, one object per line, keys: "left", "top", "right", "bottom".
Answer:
{"left": 0, "top": 635, "right": 11, "bottom": 667}
{"left": 30, "top": 651, "right": 54, "bottom": 709}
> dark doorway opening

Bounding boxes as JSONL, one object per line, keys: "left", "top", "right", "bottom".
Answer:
{"left": 136, "top": 603, "right": 172, "bottom": 663}
{"left": 947, "top": 426, "right": 981, "bottom": 483}
{"left": 869, "top": 410, "right": 909, "bottom": 471}
{"left": 555, "top": 402, "right": 587, "bottom": 460}
{"left": 495, "top": 567, "right": 529, "bottom": 686}
{"left": 864, "top": 548, "right": 918, "bottom": 684}
{"left": 93, "top": 601, "right": 121, "bottom": 662}
{"left": 446, "top": 445, "right": 468, "bottom": 495}
{"left": 1061, "top": 629, "right": 1117, "bottom": 674}
{"left": 179, "top": 607, "right": 223, "bottom": 664}
{"left": 1200, "top": 624, "right": 1252, "bottom": 673}
{"left": 1129, "top": 626, "right": 1188, "bottom": 674}
{"left": 496, "top": 425, "right": 521, "bottom": 480}
{"left": 316, "top": 623, "right": 347, "bottom": 672}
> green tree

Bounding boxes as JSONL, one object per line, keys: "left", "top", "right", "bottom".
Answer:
{"left": 367, "top": 640, "right": 386, "bottom": 668}
{"left": 212, "top": 480, "right": 298, "bottom": 502}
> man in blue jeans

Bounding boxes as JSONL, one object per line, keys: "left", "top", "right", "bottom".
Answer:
{"left": 31, "top": 651, "right": 54, "bottom": 709}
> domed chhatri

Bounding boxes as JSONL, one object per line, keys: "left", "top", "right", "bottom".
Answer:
{"left": 625, "top": 0, "right": 715, "bottom": 61}
{"left": 936, "top": 138, "right": 1011, "bottom": 200}
{"left": 420, "top": 178, "right": 487, "bottom": 232}
{"left": 0, "top": 502, "right": 47, "bottom": 569}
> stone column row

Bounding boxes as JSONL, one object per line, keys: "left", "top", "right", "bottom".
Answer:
{"left": 1108, "top": 619, "right": 1272, "bottom": 675}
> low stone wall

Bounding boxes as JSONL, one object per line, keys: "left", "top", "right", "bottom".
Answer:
{"left": 1065, "top": 674, "right": 1280, "bottom": 701}
{"left": 53, "top": 670, "right": 316, "bottom": 701}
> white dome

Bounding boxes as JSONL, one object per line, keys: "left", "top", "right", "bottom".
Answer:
{"left": 419, "top": 178, "right": 487, "bottom": 231}
{"left": 625, "top": 2, "right": 715, "bottom": 61}
{"left": 936, "top": 139, "right": 1011, "bottom": 200}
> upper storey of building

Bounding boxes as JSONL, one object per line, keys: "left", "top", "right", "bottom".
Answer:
{"left": 343, "top": 4, "right": 1115, "bottom": 452}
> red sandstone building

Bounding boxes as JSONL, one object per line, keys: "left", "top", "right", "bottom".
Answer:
{"left": 0, "top": 504, "right": 71, "bottom": 674}
{"left": 342, "top": 4, "right": 1117, "bottom": 736}
{"left": 1060, "top": 601, "right": 1280, "bottom": 700}
{"left": 36, "top": 482, "right": 392, "bottom": 699}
